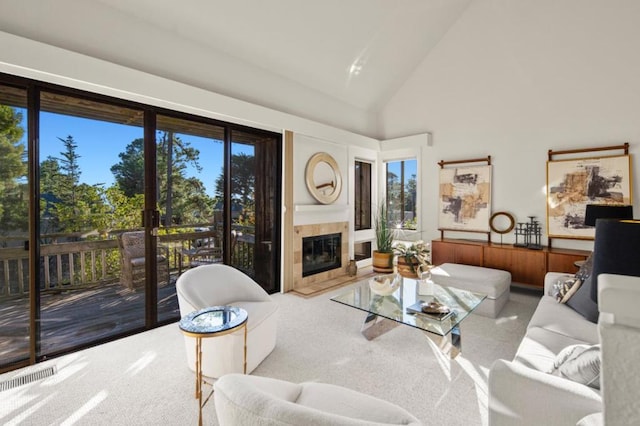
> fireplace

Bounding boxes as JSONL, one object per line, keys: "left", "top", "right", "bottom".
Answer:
{"left": 293, "top": 221, "right": 348, "bottom": 291}
{"left": 302, "top": 233, "right": 341, "bottom": 277}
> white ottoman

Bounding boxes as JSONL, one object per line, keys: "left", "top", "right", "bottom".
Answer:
{"left": 430, "top": 263, "right": 511, "bottom": 318}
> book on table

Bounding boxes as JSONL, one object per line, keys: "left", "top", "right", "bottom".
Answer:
{"left": 406, "top": 300, "right": 453, "bottom": 321}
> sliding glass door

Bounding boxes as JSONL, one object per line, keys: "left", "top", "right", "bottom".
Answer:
{"left": 0, "top": 73, "right": 282, "bottom": 374}
{"left": 0, "top": 84, "right": 29, "bottom": 368}
{"left": 155, "top": 114, "right": 226, "bottom": 323}
{"left": 230, "top": 130, "right": 280, "bottom": 293}
{"left": 38, "top": 91, "right": 147, "bottom": 356}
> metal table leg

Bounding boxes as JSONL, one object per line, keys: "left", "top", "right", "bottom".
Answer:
{"left": 424, "top": 325, "right": 461, "bottom": 359}
{"left": 361, "top": 313, "right": 400, "bottom": 340}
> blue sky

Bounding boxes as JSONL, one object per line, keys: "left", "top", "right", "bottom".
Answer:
{"left": 35, "top": 112, "right": 233, "bottom": 196}
{"left": 386, "top": 159, "right": 417, "bottom": 182}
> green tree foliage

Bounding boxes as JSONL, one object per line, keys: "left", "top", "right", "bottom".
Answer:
{"left": 110, "top": 138, "right": 144, "bottom": 197}
{"left": 214, "top": 152, "right": 255, "bottom": 224}
{"left": 404, "top": 174, "right": 418, "bottom": 229}
{"left": 0, "top": 105, "right": 27, "bottom": 236}
{"left": 215, "top": 152, "right": 255, "bottom": 205}
{"left": 104, "top": 186, "right": 144, "bottom": 230}
{"left": 35, "top": 130, "right": 215, "bottom": 236}
{"left": 40, "top": 136, "right": 111, "bottom": 234}
{"left": 56, "top": 135, "right": 81, "bottom": 203}
{"left": 111, "top": 132, "right": 214, "bottom": 226}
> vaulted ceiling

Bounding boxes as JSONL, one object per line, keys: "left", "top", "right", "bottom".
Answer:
{"left": 0, "top": 0, "right": 472, "bottom": 138}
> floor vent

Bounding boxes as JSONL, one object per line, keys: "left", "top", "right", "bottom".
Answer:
{"left": 0, "top": 366, "right": 57, "bottom": 392}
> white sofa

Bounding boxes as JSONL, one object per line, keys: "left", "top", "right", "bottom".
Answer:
{"left": 488, "top": 272, "right": 640, "bottom": 426}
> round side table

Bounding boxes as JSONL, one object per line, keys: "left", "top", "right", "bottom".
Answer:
{"left": 179, "top": 306, "right": 248, "bottom": 426}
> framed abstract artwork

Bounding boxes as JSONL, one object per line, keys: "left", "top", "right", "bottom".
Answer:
{"left": 438, "top": 165, "right": 492, "bottom": 232}
{"left": 546, "top": 154, "right": 632, "bottom": 239}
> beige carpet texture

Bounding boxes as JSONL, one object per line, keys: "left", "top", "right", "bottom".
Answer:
{"left": 0, "top": 284, "right": 539, "bottom": 425}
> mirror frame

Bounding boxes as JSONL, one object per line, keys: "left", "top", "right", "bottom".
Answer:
{"left": 305, "top": 152, "right": 342, "bottom": 204}
{"left": 490, "top": 211, "right": 516, "bottom": 234}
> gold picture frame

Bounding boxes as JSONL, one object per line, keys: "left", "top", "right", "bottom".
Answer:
{"left": 305, "top": 152, "right": 342, "bottom": 204}
{"left": 546, "top": 154, "right": 632, "bottom": 239}
{"left": 438, "top": 164, "right": 492, "bottom": 232}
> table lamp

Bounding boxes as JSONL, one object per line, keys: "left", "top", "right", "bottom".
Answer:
{"left": 591, "top": 218, "right": 640, "bottom": 303}
{"left": 584, "top": 204, "right": 633, "bottom": 227}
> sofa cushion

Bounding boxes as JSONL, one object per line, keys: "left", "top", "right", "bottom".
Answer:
{"left": 514, "top": 326, "right": 595, "bottom": 373}
{"left": 566, "top": 275, "right": 599, "bottom": 324}
{"left": 565, "top": 253, "right": 599, "bottom": 323}
{"left": 549, "top": 344, "right": 601, "bottom": 389}
{"left": 575, "top": 252, "right": 594, "bottom": 281}
{"left": 551, "top": 275, "right": 583, "bottom": 303}
{"left": 528, "top": 296, "right": 599, "bottom": 344}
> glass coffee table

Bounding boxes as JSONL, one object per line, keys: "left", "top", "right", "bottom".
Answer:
{"left": 330, "top": 275, "right": 486, "bottom": 358}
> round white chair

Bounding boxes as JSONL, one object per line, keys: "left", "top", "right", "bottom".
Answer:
{"left": 176, "top": 264, "right": 279, "bottom": 378}
{"left": 214, "top": 374, "right": 423, "bottom": 426}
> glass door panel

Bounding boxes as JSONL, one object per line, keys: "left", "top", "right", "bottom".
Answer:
{"left": 38, "top": 91, "right": 145, "bottom": 356}
{"left": 156, "top": 115, "right": 225, "bottom": 322}
{"left": 0, "top": 85, "right": 29, "bottom": 370}
{"left": 230, "top": 130, "right": 280, "bottom": 293}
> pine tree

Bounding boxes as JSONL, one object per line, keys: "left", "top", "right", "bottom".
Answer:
{"left": 0, "top": 105, "right": 28, "bottom": 237}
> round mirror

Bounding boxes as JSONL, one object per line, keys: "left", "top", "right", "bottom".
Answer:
{"left": 490, "top": 211, "right": 516, "bottom": 234}
{"left": 305, "top": 152, "right": 342, "bottom": 204}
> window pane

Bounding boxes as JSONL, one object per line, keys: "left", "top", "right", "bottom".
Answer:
{"left": 39, "top": 91, "right": 145, "bottom": 355}
{"left": 354, "top": 161, "right": 371, "bottom": 230}
{"left": 354, "top": 241, "right": 371, "bottom": 261}
{"left": 386, "top": 159, "right": 417, "bottom": 230}
{"left": 156, "top": 115, "right": 225, "bottom": 322}
{"left": 0, "top": 85, "right": 29, "bottom": 368}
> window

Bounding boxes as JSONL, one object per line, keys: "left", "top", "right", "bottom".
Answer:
{"left": 354, "top": 161, "right": 371, "bottom": 230}
{"left": 385, "top": 159, "right": 417, "bottom": 230}
{"left": 353, "top": 241, "right": 371, "bottom": 261}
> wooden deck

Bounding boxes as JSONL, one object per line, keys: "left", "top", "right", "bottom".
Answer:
{"left": 0, "top": 275, "right": 180, "bottom": 367}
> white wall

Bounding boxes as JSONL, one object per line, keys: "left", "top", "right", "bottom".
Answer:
{"left": 379, "top": 0, "right": 640, "bottom": 250}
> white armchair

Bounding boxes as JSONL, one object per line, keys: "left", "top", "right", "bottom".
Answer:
{"left": 176, "top": 264, "right": 278, "bottom": 378}
{"left": 213, "top": 374, "right": 422, "bottom": 426}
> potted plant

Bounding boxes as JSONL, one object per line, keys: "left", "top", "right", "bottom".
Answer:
{"left": 372, "top": 202, "right": 394, "bottom": 273}
{"left": 394, "top": 240, "right": 431, "bottom": 278}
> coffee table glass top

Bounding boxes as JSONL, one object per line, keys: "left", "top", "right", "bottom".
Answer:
{"left": 330, "top": 276, "right": 486, "bottom": 337}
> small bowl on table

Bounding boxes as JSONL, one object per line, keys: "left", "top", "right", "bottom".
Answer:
{"left": 369, "top": 273, "right": 401, "bottom": 296}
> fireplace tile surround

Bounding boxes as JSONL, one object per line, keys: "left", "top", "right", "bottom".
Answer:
{"left": 293, "top": 221, "right": 349, "bottom": 291}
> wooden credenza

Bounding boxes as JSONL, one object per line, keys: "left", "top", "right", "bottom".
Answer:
{"left": 431, "top": 239, "right": 590, "bottom": 289}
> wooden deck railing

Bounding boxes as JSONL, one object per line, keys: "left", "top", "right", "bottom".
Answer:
{"left": 0, "top": 227, "right": 256, "bottom": 299}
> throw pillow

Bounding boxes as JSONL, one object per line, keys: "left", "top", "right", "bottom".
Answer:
{"left": 549, "top": 344, "right": 601, "bottom": 389}
{"left": 575, "top": 252, "right": 594, "bottom": 281}
{"left": 551, "top": 276, "right": 583, "bottom": 303}
{"left": 566, "top": 252, "right": 599, "bottom": 323}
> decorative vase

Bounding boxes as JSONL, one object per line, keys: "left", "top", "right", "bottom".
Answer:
{"left": 396, "top": 256, "right": 421, "bottom": 278}
{"left": 372, "top": 251, "right": 394, "bottom": 273}
{"left": 347, "top": 259, "right": 358, "bottom": 277}
{"left": 417, "top": 265, "right": 434, "bottom": 295}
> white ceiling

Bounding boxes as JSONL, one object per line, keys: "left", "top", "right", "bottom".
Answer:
{"left": 0, "top": 0, "right": 471, "bottom": 137}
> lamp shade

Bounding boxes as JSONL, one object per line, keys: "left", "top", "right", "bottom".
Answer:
{"left": 584, "top": 204, "right": 633, "bottom": 227}
{"left": 591, "top": 219, "right": 640, "bottom": 302}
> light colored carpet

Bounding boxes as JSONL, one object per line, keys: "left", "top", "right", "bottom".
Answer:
{"left": 0, "top": 284, "right": 540, "bottom": 425}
